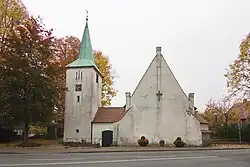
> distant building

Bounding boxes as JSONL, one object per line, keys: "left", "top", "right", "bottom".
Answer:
{"left": 229, "top": 99, "right": 250, "bottom": 122}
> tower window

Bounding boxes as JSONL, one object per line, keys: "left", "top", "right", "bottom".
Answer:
{"left": 75, "top": 84, "right": 82, "bottom": 91}
{"left": 96, "top": 73, "right": 99, "bottom": 83}
{"left": 81, "top": 72, "right": 83, "bottom": 80}
{"left": 77, "top": 96, "right": 80, "bottom": 102}
{"left": 75, "top": 72, "right": 78, "bottom": 80}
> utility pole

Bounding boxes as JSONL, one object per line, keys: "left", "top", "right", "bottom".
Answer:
{"left": 238, "top": 121, "right": 242, "bottom": 144}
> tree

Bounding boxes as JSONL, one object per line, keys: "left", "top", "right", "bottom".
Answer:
{"left": 201, "top": 98, "right": 237, "bottom": 128}
{"left": 0, "top": 17, "right": 61, "bottom": 143}
{"left": 0, "top": 0, "right": 28, "bottom": 52}
{"left": 53, "top": 36, "right": 117, "bottom": 124}
{"left": 225, "top": 33, "right": 250, "bottom": 98}
{"left": 94, "top": 51, "right": 117, "bottom": 106}
{"left": 0, "top": 0, "right": 28, "bottom": 125}
{"left": 54, "top": 35, "right": 80, "bottom": 62}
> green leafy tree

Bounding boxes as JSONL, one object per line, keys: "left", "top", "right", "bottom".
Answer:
{"left": 0, "top": 17, "right": 61, "bottom": 142}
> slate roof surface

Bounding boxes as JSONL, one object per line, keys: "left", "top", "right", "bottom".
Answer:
{"left": 193, "top": 113, "right": 209, "bottom": 124}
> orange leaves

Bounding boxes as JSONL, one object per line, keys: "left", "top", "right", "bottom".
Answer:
{"left": 202, "top": 98, "right": 238, "bottom": 129}
{"left": 93, "top": 51, "right": 117, "bottom": 106}
{"left": 225, "top": 33, "right": 250, "bottom": 97}
{"left": 54, "top": 36, "right": 80, "bottom": 61}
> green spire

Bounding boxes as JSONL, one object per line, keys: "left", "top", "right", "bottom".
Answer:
{"left": 67, "top": 12, "right": 97, "bottom": 68}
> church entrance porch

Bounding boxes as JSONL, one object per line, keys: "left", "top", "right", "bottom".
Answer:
{"left": 102, "top": 130, "right": 113, "bottom": 147}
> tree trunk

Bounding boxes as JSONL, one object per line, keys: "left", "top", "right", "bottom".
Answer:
{"left": 23, "top": 119, "right": 29, "bottom": 143}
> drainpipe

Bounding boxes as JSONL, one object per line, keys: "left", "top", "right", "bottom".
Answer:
{"left": 90, "top": 73, "right": 94, "bottom": 144}
{"left": 90, "top": 122, "right": 93, "bottom": 144}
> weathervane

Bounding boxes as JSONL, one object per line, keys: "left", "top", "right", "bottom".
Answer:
{"left": 86, "top": 10, "right": 88, "bottom": 22}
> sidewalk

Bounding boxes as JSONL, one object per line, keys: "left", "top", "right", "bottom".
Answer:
{"left": 1, "top": 145, "right": 250, "bottom": 154}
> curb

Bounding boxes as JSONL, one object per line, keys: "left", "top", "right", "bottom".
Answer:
{"left": 62, "top": 147, "right": 250, "bottom": 154}
{"left": 0, "top": 147, "right": 249, "bottom": 154}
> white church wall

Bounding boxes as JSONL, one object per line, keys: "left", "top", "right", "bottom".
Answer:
{"left": 159, "top": 100, "right": 189, "bottom": 144}
{"left": 92, "top": 123, "right": 117, "bottom": 146}
{"left": 186, "top": 113, "right": 202, "bottom": 146}
{"left": 126, "top": 48, "right": 203, "bottom": 146}
{"left": 130, "top": 55, "right": 159, "bottom": 143}
{"left": 130, "top": 54, "right": 187, "bottom": 144}
{"left": 117, "top": 108, "right": 134, "bottom": 145}
{"left": 90, "top": 70, "right": 102, "bottom": 120}
{"left": 64, "top": 68, "right": 100, "bottom": 142}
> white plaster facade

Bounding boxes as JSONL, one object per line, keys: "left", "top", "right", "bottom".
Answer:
{"left": 63, "top": 67, "right": 102, "bottom": 142}
{"left": 92, "top": 123, "right": 118, "bottom": 145}
{"left": 112, "top": 47, "right": 205, "bottom": 146}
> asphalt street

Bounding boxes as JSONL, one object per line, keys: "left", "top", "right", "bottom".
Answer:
{"left": 0, "top": 149, "right": 250, "bottom": 167}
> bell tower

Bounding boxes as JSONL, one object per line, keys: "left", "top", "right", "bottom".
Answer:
{"left": 63, "top": 12, "right": 102, "bottom": 142}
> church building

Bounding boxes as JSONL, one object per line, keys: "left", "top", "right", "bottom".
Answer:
{"left": 63, "top": 16, "right": 210, "bottom": 146}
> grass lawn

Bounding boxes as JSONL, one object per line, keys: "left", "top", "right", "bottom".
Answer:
{"left": 0, "top": 139, "right": 62, "bottom": 148}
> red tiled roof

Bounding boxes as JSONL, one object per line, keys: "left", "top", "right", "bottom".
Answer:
{"left": 92, "top": 107, "right": 129, "bottom": 123}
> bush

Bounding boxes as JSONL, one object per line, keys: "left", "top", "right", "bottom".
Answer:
{"left": 62, "top": 140, "right": 94, "bottom": 147}
{"left": 16, "top": 142, "right": 41, "bottom": 148}
{"left": 173, "top": 137, "right": 185, "bottom": 147}
{"left": 159, "top": 140, "right": 165, "bottom": 147}
{"left": 138, "top": 136, "right": 149, "bottom": 146}
{"left": 0, "top": 125, "right": 18, "bottom": 143}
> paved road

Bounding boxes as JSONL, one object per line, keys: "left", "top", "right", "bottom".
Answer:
{"left": 0, "top": 149, "right": 250, "bottom": 167}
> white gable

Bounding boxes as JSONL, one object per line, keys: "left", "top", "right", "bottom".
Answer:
{"left": 132, "top": 54, "right": 190, "bottom": 108}
{"left": 124, "top": 50, "right": 202, "bottom": 144}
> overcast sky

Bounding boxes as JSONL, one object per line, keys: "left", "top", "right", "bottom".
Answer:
{"left": 22, "top": 0, "right": 250, "bottom": 111}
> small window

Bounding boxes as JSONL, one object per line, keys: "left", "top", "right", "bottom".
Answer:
{"left": 96, "top": 73, "right": 99, "bottom": 83}
{"left": 75, "top": 72, "right": 78, "bottom": 80}
{"left": 75, "top": 84, "right": 82, "bottom": 91}
{"left": 78, "top": 70, "right": 80, "bottom": 79}
{"left": 77, "top": 96, "right": 80, "bottom": 102}
{"left": 80, "top": 72, "right": 83, "bottom": 80}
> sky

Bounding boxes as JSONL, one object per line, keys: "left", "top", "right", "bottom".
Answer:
{"left": 22, "top": 0, "right": 250, "bottom": 111}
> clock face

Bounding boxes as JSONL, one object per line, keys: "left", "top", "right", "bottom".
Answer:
{"left": 75, "top": 84, "right": 82, "bottom": 91}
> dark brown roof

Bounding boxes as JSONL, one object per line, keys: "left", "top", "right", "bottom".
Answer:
{"left": 92, "top": 107, "right": 129, "bottom": 123}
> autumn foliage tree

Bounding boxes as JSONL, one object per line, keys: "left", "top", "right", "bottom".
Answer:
{"left": 0, "top": 17, "right": 61, "bottom": 143}
{"left": 201, "top": 98, "right": 236, "bottom": 129}
{"left": 53, "top": 36, "right": 117, "bottom": 124}
{"left": 0, "top": 0, "right": 28, "bottom": 124}
{"left": 225, "top": 33, "right": 250, "bottom": 98}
